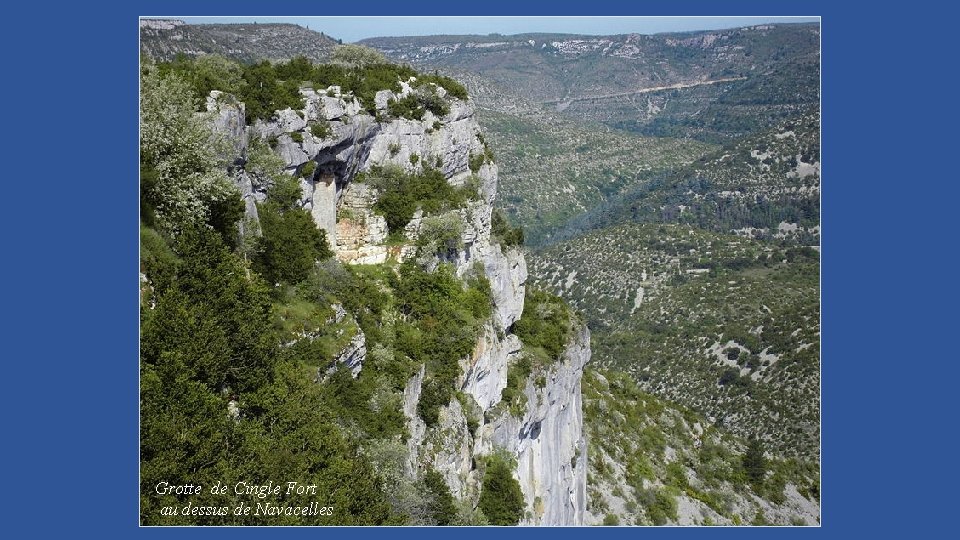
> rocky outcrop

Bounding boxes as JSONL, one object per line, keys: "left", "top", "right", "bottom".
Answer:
{"left": 334, "top": 182, "right": 389, "bottom": 264}
{"left": 332, "top": 331, "right": 365, "bottom": 378}
{"left": 244, "top": 79, "right": 498, "bottom": 270}
{"left": 461, "top": 324, "right": 521, "bottom": 411}
{"left": 402, "top": 365, "right": 427, "bottom": 476}
{"left": 214, "top": 78, "right": 588, "bottom": 525}
{"left": 206, "top": 91, "right": 247, "bottom": 161}
{"left": 478, "top": 323, "right": 590, "bottom": 526}
{"left": 418, "top": 399, "right": 474, "bottom": 500}
{"left": 483, "top": 245, "right": 527, "bottom": 331}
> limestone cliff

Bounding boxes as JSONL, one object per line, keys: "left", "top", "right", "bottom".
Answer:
{"left": 478, "top": 324, "right": 590, "bottom": 525}
{"left": 207, "top": 79, "right": 589, "bottom": 525}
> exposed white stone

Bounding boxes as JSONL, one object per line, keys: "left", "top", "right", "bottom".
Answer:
{"left": 461, "top": 324, "right": 521, "bottom": 411}
{"left": 220, "top": 88, "right": 594, "bottom": 525}
{"left": 205, "top": 90, "right": 246, "bottom": 160}
{"left": 307, "top": 173, "right": 337, "bottom": 248}
{"left": 403, "top": 365, "right": 427, "bottom": 476}
{"left": 375, "top": 89, "right": 395, "bottom": 111}
{"left": 275, "top": 135, "right": 308, "bottom": 166}
{"left": 333, "top": 331, "right": 365, "bottom": 377}
{"left": 275, "top": 108, "right": 307, "bottom": 133}
{"left": 478, "top": 323, "right": 591, "bottom": 525}
{"left": 483, "top": 245, "right": 527, "bottom": 331}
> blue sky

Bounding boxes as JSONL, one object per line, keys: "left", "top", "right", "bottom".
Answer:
{"left": 176, "top": 16, "right": 819, "bottom": 43}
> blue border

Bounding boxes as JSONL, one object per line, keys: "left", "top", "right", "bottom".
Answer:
{"left": 11, "top": 0, "right": 941, "bottom": 538}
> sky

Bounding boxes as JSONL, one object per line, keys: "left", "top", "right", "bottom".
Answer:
{"left": 176, "top": 16, "right": 819, "bottom": 44}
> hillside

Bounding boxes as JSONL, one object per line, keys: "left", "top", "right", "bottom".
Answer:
{"left": 362, "top": 23, "right": 820, "bottom": 143}
{"left": 552, "top": 110, "right": 821, "bottom": 246}
{"left": 529, "top": 224, "right": 820, "bottom": 459}
{"left": 477, "top": 108, "right": 714, "bottom": 246}
{"left": 139, "top": 19, "right": 340, "bottom": 63}
{"left": 138, "top": 22, "right": 820, "bottom": 526}
{"left": 584, "top": 369, "right": 819, "bottom": 525}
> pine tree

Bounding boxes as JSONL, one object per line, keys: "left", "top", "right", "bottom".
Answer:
{"left": 742, "top": 437, "right": 767, "bottom": 485}
{"left": 478, "top": 455, "right": 525, "bottom": 525}
{"left": 422, "top": 469, "right": 457, "bottom": 525}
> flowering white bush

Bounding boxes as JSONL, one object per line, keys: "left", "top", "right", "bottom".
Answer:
{"left": 140, "top": 64, "right": 238, "bottom": 233}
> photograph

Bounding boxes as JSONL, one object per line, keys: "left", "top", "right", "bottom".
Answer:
{"left": 138, "top": 15, "right": 821, "bottom": 526}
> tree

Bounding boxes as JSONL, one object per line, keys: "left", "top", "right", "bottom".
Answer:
{"left": 140, "top": 63, "right": 238, "bottom": 234}
{"left": 239, "top": 60, "right": 302, "bottom": 122}
{"left": 141, "top": 226, "right": 277, "bottom": 393}
{"left": 331, "top": 44, "right": 388, "bottom": 68}
{"left": 253, "top": 200, "right": 332, "bottom": 286}
{"left": 742, "top": 437, "right": 767, "bottom": 485}
{"left": 478, "top": 454, "right": 525, "bottom": 525}
{"left": 422, "top": 469, "right": 457, "bottom": 525}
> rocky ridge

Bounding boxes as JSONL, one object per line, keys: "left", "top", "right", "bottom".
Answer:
{"left": 205, "top": 79, "right": 589, "bottom": 525}
{"left": 140, "top": 20, "right": 339, "bottom": 63}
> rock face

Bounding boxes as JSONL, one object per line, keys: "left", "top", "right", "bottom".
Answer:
{"left": 215, "top": 80, "right": 589, "bottom": 525}
{"left": 245, "top": 80, "right": 498, "bottom": 270}
{"left": 333, "top": 331, "right": 365, "bottom": 378}
{"left": 479, "top": 324, "right": 591, "bottom": 525}
{"left": 461, "top": 324, "right": 521, "bottom": 411}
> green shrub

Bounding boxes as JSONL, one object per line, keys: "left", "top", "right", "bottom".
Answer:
{"left": 290, "top": 131, "right": 304, "bottom": 143}
{"left": 394, "top": 262, "right": 488, "bottom": 426}
{"left": 299, "top": 160, "right": 317, "bottom": 179}
{"left": 238, "top": 60, "right": 304, "bottom": 123}
{"left": 413, "top": 73, "right": 469, "bottom": 100}
{"left": 417, "top": 378, "right": 449, "bottom": 427}
{"left": 463, "top": 270, "right": 493, "bottom": 321}
{"left": 742, "top": 437, "right": 767, "bottom": 486}
{"left": 666, "top": 461, "right": 689, "bottom": 490}
{"left": 513, "top": 288, "right": 571, "bottom": 361}
{"left": 469, "top": 152, "right": 486, "bottom": 174}
{"left": 155, "top": 54, "right": 245, "bottom": 110}
{"left": 253, "top": 183, "right": 332, "bottom": 286}
{"left": 422, "top": 469, "right": 457, "bottom": 526}
{"left": 330, "top": 44, "right": 388, "bottom": 69}
{"left": 468, "top": 143, "right": 495, "bottom": 173}
{"left": 409, "top": 153, "right": 420, "bottom": 166}
{"left": 264, "top": 175, "right": 303, "bottom": 212}
{"left": 469, "top": 141, "right": 494, "bottom": 174}
{"left": 602, "top": 514, "right": 620, "bottom": 526}
{"left": 310, "top": 120, "right": 332, "bottom": 139}
{"left": 157, "top": 54, "right": 468, "bottom": 121}
{"left": 479, "top": 453, "right": 524, "bottom": 525}
{"left": 492, "top": 208, "right": 524, "bottom": 247}
{"left": 139, "top": 65, "right": 238, "bottom": 234}
{"left": 389, "top": 94, "right": 426, "bottom": 120}
{"left": 367, "top": 165, "right": 475, "bottom": 237}
{"left": 418, "top": 214, "right": 464, "bottom": 255}
{"left": 388, "top": 91, "right": 450, "bottom": 121}
{"left": 501, "top": 355, "right": 532, "bottom": 417}
{"left": 645, "top": 487, "right": 678, "bottom": 525}
{"left": 139, "top": 223, "right": 178, "bottom": 294}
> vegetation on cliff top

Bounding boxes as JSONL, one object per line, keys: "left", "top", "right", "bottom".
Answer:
{"left": 359, "top": 165, "right": 480, "bottom": 240}
{"left": 153, "top": 52, "right": 469, "bottom": 122}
